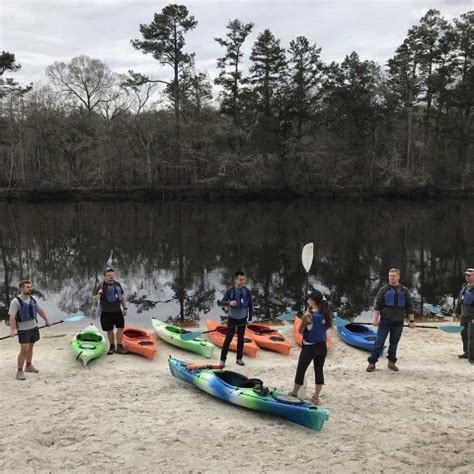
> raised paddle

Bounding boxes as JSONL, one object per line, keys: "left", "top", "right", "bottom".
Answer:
{"left": 180, "top": 314, "right": 292, "bottom": 341}
{"left": 93, "top": 250, "right": 114, "bottom": 317}
{"left": 301, "top": 243, "right": 314, "bottom": 311}
{"left": 333, "top": 314, "right": 463, "bottom": 334}
{"left": 0, "top": 314, "right": 85, "bottom": 341}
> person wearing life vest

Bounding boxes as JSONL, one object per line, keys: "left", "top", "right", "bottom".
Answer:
{"left": 453, "top": 268, "right": 474, "bottom": 362}
{"left": 8, "top": 279, "right": 51, "bottom": 381}
{"left": 218, "top": 270, "right": 253, "bottom": 367}
{"left": 93, "top": 268, "right": 128, "bottom": 355}
{"left": 289, "top": 290, "right": 332, "bottom": 405}
{"left": 367, "top": 268, "right": 415, "bottom": 372}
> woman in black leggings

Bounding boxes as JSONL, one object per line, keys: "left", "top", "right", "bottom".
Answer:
{"left": 289, "top": 290, "right": 332, "bottom": 405}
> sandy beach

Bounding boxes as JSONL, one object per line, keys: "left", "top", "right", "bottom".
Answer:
{"left": 1, "top": 324, "right": 473, "bottom": 473}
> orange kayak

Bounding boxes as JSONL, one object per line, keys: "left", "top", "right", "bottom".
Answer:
{"left": 245, "top": 323, "right": 292, "bottom": 355}
{"left": 122, "top": 326, "right": 157, "bottom": 359}
{"left": 293, "top": 315, "right": 331, "bottom": 349}
{"left": 205, "top": 320, "right": 259, "bottom": 357}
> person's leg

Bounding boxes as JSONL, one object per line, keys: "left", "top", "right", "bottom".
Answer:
{"left": 387, "top": 323, "right": 404, "bottom": 363}
{"left": 468, "top": 321, "right": 474, "bottom": 362}
{"left": 17, "top": 343, "right": 28, "bottom": 372}
{"left": 220, "top": 321, "right": 237, "bottom": 364}
{"left": 367, "top": 322, "right": 390, "bottom": 366}
{"left": 291, "top": 345, "right": 314, "bottom": 396}
{"left": 236, "top": 319, "right": 246, "bottom": 361}
{"left": 460, "top": 321, "right": 468, "bottom": 355}
{"left": 312, "top": 344, "right": 327, "bottom": 401}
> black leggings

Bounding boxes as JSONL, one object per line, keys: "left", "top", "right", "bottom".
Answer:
{"left": 294, "top": 342, "right": 327, "bottom": 386}
{"left": 220, "top": 317, "right": 247, "bottom": 361}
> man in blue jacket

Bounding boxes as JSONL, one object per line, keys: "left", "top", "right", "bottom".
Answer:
{"left": 219, "top": 271, "right": 253, "bottom": 367}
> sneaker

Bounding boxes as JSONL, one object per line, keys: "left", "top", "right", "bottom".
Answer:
{"left": 25, "top": 365, "right": 39, "bottom": 373}
{"left": 388, "top": 361, "right": 399, "bottom": 371}
{"left": 236, "top": 359, "right": 245, "bottom": 366}
{"left": 458, "top": 353, "right": 468, "bottom": 359}
{"left": 107, "top": 345, "right": 115, "bottom": 355}
{"left": 219, "top": 360, "right": 226, "bottom": 368}
{"left": 310, "top": 395, "right": 320, "bottom": 405}
{"left": 366, "top": 363, "right": 376, "bottom": 372}
{"left": 116, "top": 344, "right": 128, "bottom": 355}
{"left": 16, "top": 371, "right": 26, "bottom": 381}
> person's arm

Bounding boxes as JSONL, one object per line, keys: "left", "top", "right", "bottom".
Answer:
{"left": 405, "top": 290, "right": 415, "bottom": 327}
{"left": 120, "top": 288, "right": 128, "bottom": 315}
{"left": 218, "top": 289, "right": 232, "bottom": 307}
{"left": 37, "top": 307, "right": 51, "bottom": 326}
{"left": 453, "top": 293, "right": 462, "bottom": 318}
{"left": 92, "top": 285, "right": 102, "bottom": 304}
{"left": 299, "top": 311, "right": 312, "bottom": 335}
{"left": 247, "top": 289, "right": 253, "bottom": 321}
{"left": 9, "top": 313, "right": 17, "bottom": 337}
{"left": 372, "top": 287, "right": 384, "bottom": 327}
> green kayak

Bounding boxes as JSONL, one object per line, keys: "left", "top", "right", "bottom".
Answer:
{"left": 151, "top": 318, "right": 215, "bottom": 358}
{"left": 71, "top": 324, "right": 105, "bottom": 366}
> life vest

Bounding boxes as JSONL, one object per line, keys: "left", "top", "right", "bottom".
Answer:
{"left": 230, "top": 287, "right": 250, "bottom": 308}
{"left": 100, "top": 282, "right": 123, "bottom": 304}
{"left": 460, "top": 286, "right": 474, "bottom": 307}
{"left": 15, "top": 296, "right": 38, "bottom": 323}
{"left": 303, "top": 312, "right": 327, "bottom": 344}
{"left": 383, "top": 286, "right": 406, "bottom": 308}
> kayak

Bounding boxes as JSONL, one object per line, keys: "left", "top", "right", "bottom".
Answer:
{"left": 168, "top": 357, "right": 329, "bottom": 431}
{"left": 151, "top": 318, "right": 215, "bottom": 358}
{"left": 293, "top": 315, "right": 332, "bottom": 349}
{"left": 71, "top": 324, "right": 105, "bottom": 366}
{"left": 122, "top": 326, "right": 157, "bottom": 359}
{"left": 245, "top": 323, "right": 292, "bottom": 355}
{"left": 336, "top": 322, "right": 379, "bottom": 352}
{"left": 205, "top": 320, "right": 259, "bottom": 357}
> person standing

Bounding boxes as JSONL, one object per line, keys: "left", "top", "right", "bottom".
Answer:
{"left": 8, "top": 279, "right": 51, "bottom": 380}
{"left": 289, "top": 291, "right": 331, "bottom": 405}
{"left": 219, "top": 271, "right": 253, "bottom": 367}
{"left": 367, "top": 268, "right": 415, "bottom": 372}
{"left": 93, "top": 268, "right": 128, "bottom": 354}
{"left": 453, "top": 268, "right": 474, "bottom": 363}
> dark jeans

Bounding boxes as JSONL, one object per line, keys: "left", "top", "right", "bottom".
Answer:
{"left": 220, "top": 316, "right": 247, "bottom": 361}
{"left": 462, "top": 320, "right": 474, "bottom": 360}
{"left": 368, "top": 319, "right": 404, "bottom": 364}
{"left": 294, "top": 342, "right": 327, "bottom": 385}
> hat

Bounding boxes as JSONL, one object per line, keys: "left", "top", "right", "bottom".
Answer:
{"left": 308, "top": 290, "right": 324, "bottom": 303}
{"left": 464, "top": 268, "right": 474, "bottom": 276}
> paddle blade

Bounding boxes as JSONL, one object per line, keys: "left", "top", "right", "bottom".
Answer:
{"left": 438, "top": 325, "right": 463, "bottom": 334}
{"left": 276, "top": 311, "right": 297, "bottom": 322}
{"left": 64, "top": 315, "right": 85, "bottom": 322}
{"left": 332, "top": 314, "right": 350, "bottom": 327}
{"left": 106, "top": 250, "right": 113, "bottom": 268}
{"left": 301, "top": 243, "right": 314, "bottom": 273}
{"left": 180, "top": 331, "right": 203, "bottom": 341}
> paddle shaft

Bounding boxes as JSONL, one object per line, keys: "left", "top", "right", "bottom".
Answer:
{"left": 0, "top": 319, "right": 64, "bottom": 341}
{"left": 351, "top": 321, "right": 448, "bottom": 330}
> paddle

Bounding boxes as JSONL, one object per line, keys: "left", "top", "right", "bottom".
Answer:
{"left": 301, "top": 243, "right": 314, "bottom": 311}
{"left": 180, "top": 314, "right": 292, "bottom": 341}
{"left": 333, "top": 314, "right": 463, "bottom": 334}
{"left": 0, "top": 314, "right": 85, "bottom": 341}
{"left": 93, "top": 250, "right": 113, "bottom": 316}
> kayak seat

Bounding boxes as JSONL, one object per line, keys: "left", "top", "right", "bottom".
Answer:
{"left": 215, "top": 371, "right": 250, "bottom": 387}
{"left": 139, "top": 341, "right": 154, "bottom": 346}
{"left": 77, "top": 334, "right": 103, "bottom": 342}
{"left": 125, "top": 330, "right": 146, "bottom": 339}
{"left": 239, "top": 378, "right": 264, "bottom": 389}
{"left": 269, "top": 336, "right": 285, "bottom": 342}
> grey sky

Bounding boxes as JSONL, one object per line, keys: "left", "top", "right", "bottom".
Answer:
{"left": 1, "top": 0, "right": 472, "bottom": 86}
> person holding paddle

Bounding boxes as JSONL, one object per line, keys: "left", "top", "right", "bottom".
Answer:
{"left": 93, "top": 268, "right": 128, "bottom": 355}
{"left": 8, "top": 279, "right": 51, "bottom": 380}
{"left": 218, "top": 271, "right": 253, "bottom": 367}
{"left": 367, "top": 268, "right": 415, "bottom": 372}
{"left": 289, "top": 291, "right": 331, "bottom": 405}
{"left": 453, "top": 268, "right": 474, "bottom": 362}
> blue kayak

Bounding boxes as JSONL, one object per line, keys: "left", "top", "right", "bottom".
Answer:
{"left": 336, "top": 322, "right": 379, "bottom": 352}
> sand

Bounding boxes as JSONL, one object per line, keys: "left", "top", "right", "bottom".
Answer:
{"left": 0, "top": 324, "right": 473, "bottom": 473}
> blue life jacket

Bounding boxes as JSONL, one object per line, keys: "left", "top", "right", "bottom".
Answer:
{"left": 15, "top": 296, "right": 38, "bottom": 323}
{"left": 460, "top": 286, "right": 474, "bottom": 307}
{"left": 230, "top": 287, "right": 250, "bottom": 308}
{"left": 100, "top": 282, "right": 123, "bottom": 304}
{"left": 383, "top": 286, "right": 406, "bottom": 308}
{"left": 303, "top": 312, "right": 327, "bottom": 344}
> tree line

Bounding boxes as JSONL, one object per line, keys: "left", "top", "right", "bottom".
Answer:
{"left": 0, "top": 6, "right": 472, "bottom": 196}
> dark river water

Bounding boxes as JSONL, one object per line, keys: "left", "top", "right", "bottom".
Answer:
{"left": 0, "top": 199, "right": 473, "bottom": 329}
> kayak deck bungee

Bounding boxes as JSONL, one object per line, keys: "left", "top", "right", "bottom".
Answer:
{"left": 151, "top": 318, "right": 215, "bottom": 358}
{"left": 205, "top": 320, "right": 259, "bottom": 357}
{"left": 245, "top": 323, "right": 292, "bottom": 355}
{"left": 71, "top": 324, "right": 105, "bottom": 366}
{"left": 336, "top": 322, "right": 380, "bottom": 352}
{"left": 122, "top": 326, "right": 157, "bottom": 359}
{"left": 293, "top": 315, "right": 332, "bottom": 349}
{"left": 168, "top": 357, "right": 329, "bottom": 431}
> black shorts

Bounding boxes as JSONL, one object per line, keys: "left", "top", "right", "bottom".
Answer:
{"left": 18, "top": 327, "right": 40, "bottom": 344}
{"left": 100, "top": 311, "right": 125, "bottom": 332}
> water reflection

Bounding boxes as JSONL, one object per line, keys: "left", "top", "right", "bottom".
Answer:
{"left": 0, "top": 199, "right": 473, "bottom": 326}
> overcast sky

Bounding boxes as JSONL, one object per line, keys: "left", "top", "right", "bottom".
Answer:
{"left": 1, "top": 0, "right": 472, "bottom": 86}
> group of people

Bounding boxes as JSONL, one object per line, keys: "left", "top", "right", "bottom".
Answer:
{"left": 6, "top": 266, "right": 474, "bottom": 397}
